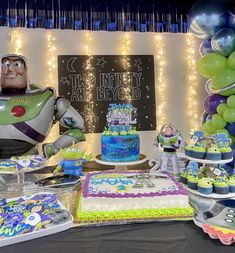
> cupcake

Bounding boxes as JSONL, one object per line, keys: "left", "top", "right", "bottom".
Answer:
{"left": 187, "top": 175, "right": 198, "bottom": 190}
{"left": 185, "top": 144, "right": 194, "bottom": 157}
{"left": 191, "top": 146, "right": 206, "bottom": 159}
{"left": 180, "top": 169, "right": 188, "bottom": 184}
{"left": 220, "top": 146, "right": 233, "bottom": 160}
{"left": 206, "top": 146, "right": 222, "bottom": 160}
{"left": 197, "top": 178, "right": 213, "bottom": 195}
{"left": 228, "top": 177, "right": 235, "bottom": 193}
{"left": 214, "top": 176, "right": 229, "bottom": 194}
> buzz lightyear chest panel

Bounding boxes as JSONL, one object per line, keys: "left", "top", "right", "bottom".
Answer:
{"left": 0, "top": 89, "right": 54, "bottom": 125}
{"left": 0, "top": 96, "right": 55, "bottom": 144}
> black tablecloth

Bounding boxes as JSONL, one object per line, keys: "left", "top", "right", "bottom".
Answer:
{"left": 1, "top": 221, "right": 235, "bottom": 253}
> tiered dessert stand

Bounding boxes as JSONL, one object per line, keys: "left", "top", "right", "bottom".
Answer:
{"left": 178, "top": 153, "right": 235, "bottom": 230}
{"left": 179, "top": 153, "right": 234, "bottom": 198}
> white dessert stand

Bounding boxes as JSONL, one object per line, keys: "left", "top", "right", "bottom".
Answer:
{"left": 0, "top": 157, "right": 48, "bottom": 192}
{"left": 178, "top": 153, "right": 233, "bottom": 165}
{"left": 95, "top": 154, "right": 147, "bottom": 172}
{"left": 178, "top": 153, "right": 235, "bottom": 198}
{"left": 185, "top": 185, "right": 235, "bottom": 199}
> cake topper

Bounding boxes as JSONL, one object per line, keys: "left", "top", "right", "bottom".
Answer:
{"left": 107, "top": 104, "right": 137, "bottom": 124}
{"left": 211, "top": 133, "right": 231, "bottom": 148}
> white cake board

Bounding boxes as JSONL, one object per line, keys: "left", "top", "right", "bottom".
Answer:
{"left": 0, "top": 192, "right": 73, "bottom": 247}
{"left": 95, "top": 154, "right": 147, "bottom": 172}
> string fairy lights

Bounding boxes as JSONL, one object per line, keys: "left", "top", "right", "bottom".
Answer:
{"left": 84, "top": 32, "right": 96, "bottom": 133}
{"left": 42, "top": 32, "right": 58, "bottom": 155}
{"left": 10, "top": 30, "right": 22, "bottom": 54}
{"left": 121, "top": 33, "right": 132, "bottom": 102}
{"left": 46, "top": 33, "right": 57, "bottom": 88}
{"left": 155, "top": 34, "right": 167, "bottom": 131}
{"left": 186, "top": 33, "right": 200, "bottom": 133}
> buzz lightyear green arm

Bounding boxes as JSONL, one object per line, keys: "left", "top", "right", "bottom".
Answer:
{"left": 43, "top": 98, "right": 86, "bottom": 158}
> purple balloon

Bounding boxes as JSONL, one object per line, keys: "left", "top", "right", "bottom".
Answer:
{"left": 201, "top": 111, "right": 212, "bottom": 125}
{"left": 226, "top": 122, "right": 235, "bottom": 136}
{"left": 199, "top": 39, "right": 214, "bottom": 56}
{"left": 203, "top": 94, "right": 227, "bottom": 115}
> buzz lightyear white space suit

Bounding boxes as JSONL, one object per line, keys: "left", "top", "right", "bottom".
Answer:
{"left": 153, "top": 124, "right": 185, "bottom": 175}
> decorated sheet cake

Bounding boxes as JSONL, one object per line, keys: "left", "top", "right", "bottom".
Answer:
{"left": 77, "top": 172, "right": 194, "bottom": 224}
{"left": 0, "top": 193, "right": 73, "bottom": 247}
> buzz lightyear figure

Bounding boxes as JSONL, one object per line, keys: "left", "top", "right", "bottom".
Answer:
{"left": 0, "top": 54, "right": 85, "bottom": 159}
{"left": 153, "top": 124, "right": 185, "bottom": 175}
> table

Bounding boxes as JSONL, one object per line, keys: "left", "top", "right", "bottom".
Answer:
{"left": 1, "top": 161, "right": 235, "bottom": 252}
{"left": 0, "top": 221, "right": 235, "bottom": 253}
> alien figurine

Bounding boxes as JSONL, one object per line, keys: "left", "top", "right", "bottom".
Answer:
{"left": 0, "top": 54, "right": 85, "bottom": 159}
{"left": 54, "top": 144, "right": 93, "bottom": 176}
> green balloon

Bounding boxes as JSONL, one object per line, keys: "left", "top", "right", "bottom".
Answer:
{"left": 227, "top": 95, "right": 235, "bottom": 108}
{"left": 228, "top": 51, "right": 235, "bottom": 70}
{"left": 211, "top": 114, "right": 226, "bottom": 129}
{"left": 215, "top": 128, "right": 230, "bottom": 137}
{"left": 197, "top": 53, "right": 227, "bottom": 78}
{"left": 217, "top": 103, "right": 228, "bottom": 115}
{"left": 202, "top": 121, "right": 216, "bottom": 135}
{"left": 204, "top": 132, "right": 210, "bottom": 137}
{"left": 212, "top": 68, "right": 235, "bottom": 96}
{"left": 223, "top": 107, "right": 235, "bottom": 122}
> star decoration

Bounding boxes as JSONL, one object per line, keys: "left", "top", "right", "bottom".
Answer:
{"left": 96, "top": 57, "right": 107, "bottom": 68}
{"left": 134, "top": 59, "right": 143, "bottom": 72}
{"left": 60, "top": 77, "right": 70, "bottom": 85}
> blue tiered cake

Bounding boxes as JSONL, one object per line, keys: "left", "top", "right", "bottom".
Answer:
{"left": 101, "top": 104, "right": 140, "bottom": 162}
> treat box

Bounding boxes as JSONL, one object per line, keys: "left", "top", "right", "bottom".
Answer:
{"left": 0, "top": 192, "right": 73, "bottom": 247}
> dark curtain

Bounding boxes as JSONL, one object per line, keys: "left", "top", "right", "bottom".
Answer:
{"left": 0, "top": 0, "right": 197, "bottom": 32}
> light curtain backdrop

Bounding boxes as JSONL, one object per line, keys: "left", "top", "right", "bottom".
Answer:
{"left": 0, "top": 28, "right": 207, "bottom": 162}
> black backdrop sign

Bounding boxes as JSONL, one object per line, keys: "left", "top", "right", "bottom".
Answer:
{"left": 58, "top": 55, "right": 156, "bottom": 133}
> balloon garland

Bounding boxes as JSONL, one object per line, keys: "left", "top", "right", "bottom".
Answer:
{"left": 188, "top": 0, "right": 235, "bottom": 167}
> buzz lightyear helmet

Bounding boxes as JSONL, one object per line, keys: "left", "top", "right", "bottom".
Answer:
{"left": 158, "top": 123, "right": 180, "bottom": 146}
{"left": 0, "top": 54, "right": 31, "bottom": 93}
